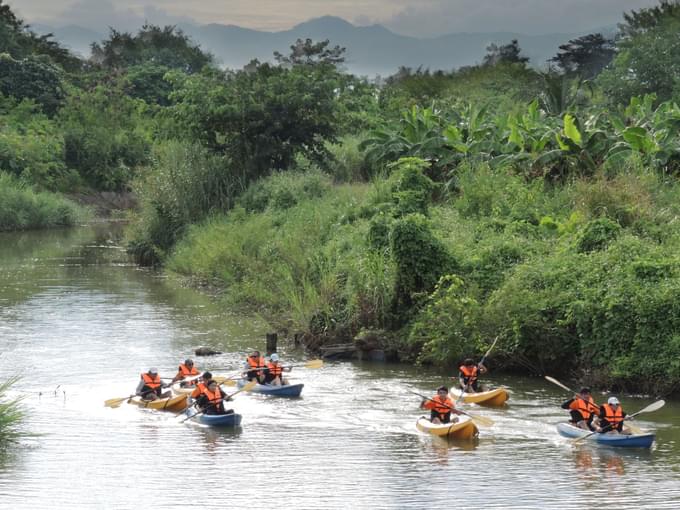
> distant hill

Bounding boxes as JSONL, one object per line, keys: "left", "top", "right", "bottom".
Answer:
{"left": 32, "top": 16, "right": 607, "bottom": 76}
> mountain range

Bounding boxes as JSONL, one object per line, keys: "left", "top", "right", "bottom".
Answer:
{"left": 31, "top": 16, "right": 611, "bottom": 76}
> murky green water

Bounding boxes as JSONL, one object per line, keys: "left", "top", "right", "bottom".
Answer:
{"left": 0, "top": 224, "right": 679, "bottom": 509}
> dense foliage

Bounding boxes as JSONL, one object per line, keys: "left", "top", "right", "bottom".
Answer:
{"left": 5, "top": 0, "right": 680, "bottom": 392}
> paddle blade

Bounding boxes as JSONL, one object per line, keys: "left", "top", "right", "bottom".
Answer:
{"left": 544, "top": 376, "right": 573, "bottom": 394}
{"left": 635, "top": 399, "right": 665, "bottom": 416}
{"left": 104, "top": 396, "right": 129, "bottom": 408}
{"left": 220, "top": 379, "right": 237, "bottom": 387}
{"left": 304, "top": 359, "right": 324, "bottom": 369}
{"left": 468, "top": 413, "right": 494, "bottom": 427}
{"left": 241, "top": 380, "right": 257, "bottom": 392}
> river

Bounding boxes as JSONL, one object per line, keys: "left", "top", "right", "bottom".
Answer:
{"left": 0, "top": 223, "right": 679, "bottom": 509}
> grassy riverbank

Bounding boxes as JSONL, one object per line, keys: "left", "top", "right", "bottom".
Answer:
{"left": 166, "top": 161, "right": 680, "bottom": 394}
{"left": 0, "top": 173, "right": 87, "bottom": 231}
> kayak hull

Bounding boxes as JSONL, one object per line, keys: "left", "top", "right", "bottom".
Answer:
{"left": 237, "top": 380, "right": 304, "bottom": 397}
{"left": 450, "top": 387, "right": 509, "bottom": 407}
{"left": 556, "top": 423, "right": 655, "bottom": 448}
{"left": 128, "top": 393, "right": 188, "bottom": 412}
{"left": 416, "top": 416, "right": 479, "bottom": 439}
{"left": 185, "top": 409, "right": 242, "bottom": 428}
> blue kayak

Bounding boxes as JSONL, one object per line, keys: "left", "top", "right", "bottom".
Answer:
{"left": 184, "top": 409, "right": 242, "bottom": 427}
{"left": 237, "top": 380, "right": 304, "bottom": 397}
{"left": 556, "top": 423, "right": 655, "bottom": 448}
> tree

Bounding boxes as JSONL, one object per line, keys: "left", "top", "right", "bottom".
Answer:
{"left": 619, "top": 0, "right": 680, "bottom": 37}
{"left": 90, "top": 24, "right": 211, "bottom": 72}
{"left": 483, "top": 39, "right": 529, "bottom": 67}
{"left": 550, "top": 33, "right": 616, "bottom": 79}
{"left": 274, "top": 38, "right": 345, "bottom": 67}
{"left": 167, "top": 59, "right": 340, "bottom": 181}
{"left": 0, "top": 53, "right": 65, "bottom": 115}
{"left": 598, "top": 17, "right": 680, "bottom": 103}
{"left": 1, "top": 0, "right": 80, "bottom": 72}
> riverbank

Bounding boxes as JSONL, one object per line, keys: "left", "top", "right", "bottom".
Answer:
{"left": 164, "top": 162, "right": 680, "bottom": 396}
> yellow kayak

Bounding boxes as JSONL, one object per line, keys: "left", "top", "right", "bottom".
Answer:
{"left": 128, "top": 393, "right": 188, "bottom": 412}
{"left": 416, "top": 416, "right": 479, "bottom": 439}
{"left": 449, "top": 387, "right": 509, "bottom": 407}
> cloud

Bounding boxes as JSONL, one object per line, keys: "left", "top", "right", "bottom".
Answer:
{"left": 383, "top": 0, "right": 662, "bottom": 36}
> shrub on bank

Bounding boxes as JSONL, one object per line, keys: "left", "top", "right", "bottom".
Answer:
{"left": 0, "top": 172, "right": 84, "bottom": 231}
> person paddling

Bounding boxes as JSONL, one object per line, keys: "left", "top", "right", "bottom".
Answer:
{"left": 561, "top": 387, "right": 599, "bottom": 431}
{"left": 597, "top": 397, "right": 632, "bottom": 435}
{"left": 264, "top": 353, "right": 290, "bottom": 386}
{"left": 190, "top": 371, "right": 213, "bottom": 399}
{"left": 135, "top": 367, "right": 171, "bottom": 401}
{"left": 244, "top": 350, "right": 266, "bottom": 383}
{"left": 194, "top": 379, "right": 233, "bottom": 415}
{"left": 172, "top": 358, "right": 199, "bottom": 387}
{"left": 458, "top": 358, "right": 488, "bottom": 393}
{"left": 420, "top": 386, "right": 464, "bottom": 424}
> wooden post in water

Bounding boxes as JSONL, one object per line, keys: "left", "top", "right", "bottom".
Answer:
{"left": 266, "top": 333, "right": 278, "bottom": 355}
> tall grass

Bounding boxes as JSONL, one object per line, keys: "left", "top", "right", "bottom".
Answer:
{"left": 0, "top": 172, "right": 87, "bottom": 231}
{"left": 0, "top": 377, "right": 26, "bottom": 448}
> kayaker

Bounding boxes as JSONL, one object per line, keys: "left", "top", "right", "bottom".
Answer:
{"left": 195, "top": 379, "right": 233, "bottom": 415}
{"left": 561, "top": 387, "right": 599, "bottom": 431}
{"left": 264, "top": 353, "right": 290, "bottom": 386}
{"left": 420, "top": 386, "right": 464, "bottom": 424}
{"left": 135, "top": 368, "right": 171, "bottom": 401}
{"left": 172, "top": 358, "right": 199, "bottom": 387}
{"left": 458, "top": 358, "right": 487, "bottom": 393}
{"left": 244, "top": 350, "right": 266, "bottom": 383}
{"left": 190, "top": 371, "right": 213, "bottom": 398}
{"left": 596, "top": 397, "right": 632, "bottom": 435}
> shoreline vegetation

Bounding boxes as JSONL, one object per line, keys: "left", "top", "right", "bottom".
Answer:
{"left": 3, "top": 1, "right": 680, "bottom": 396}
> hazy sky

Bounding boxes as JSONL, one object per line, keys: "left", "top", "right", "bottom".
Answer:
{"left": 10, "top": 0, "right": 661, "bottom": 36}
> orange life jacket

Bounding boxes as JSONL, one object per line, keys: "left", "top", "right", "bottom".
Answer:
{"left": 178, "top": 364, "right": 199, "bottom": 377}
{"left": 569, "top": 396, "right": 598, "bottom": 420}
{"left": 267, "top": 362, "right": 283, "bottom": 377}
{"left": 141, "top": 373, "right": 161, "bottom": 389}
{"left": 425, "top": 395, "right": 454, "bottom": 415}
{"left": 202, "top": 386, "right": 223, "bottom": 406}
{"left": 602, "top": 404, "right": 624, "bottom": 425}
{"left": 459, "top": 365, "right": 479, "bottom": 383}
{"left": 191, "top": 381, "right": 208, "bottom": 398}
{"left": 247, "top": 356, "right": 265, "bottom": 374}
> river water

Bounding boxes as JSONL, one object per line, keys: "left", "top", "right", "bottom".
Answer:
{"left": 0, "top": 223, "right": 679, "bottom": 509}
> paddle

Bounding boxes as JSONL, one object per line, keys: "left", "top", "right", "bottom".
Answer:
{"left": 409, "top": 390, "right": 494, "bottom": 427}
{"left": 180, "top": 380, "right": 257, "bottom": 423}
{"left": 455, "top": 336, "right": 499, "bottom": 405}
{"left": 219, "top": 359, "right": 324, "bottom": 386}
{"left": 571, "top": 399, "right": 665, "bottom": 443}
{"left": 104, "top": 389, "right": 157, "bottom": 408}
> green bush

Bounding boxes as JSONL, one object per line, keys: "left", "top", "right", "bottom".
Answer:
{"left": 388, "top": 157, "right": 435, "bottom": 217}
{"left": 390, "top": 213, "right": 453, "bottom": 316}
{"left": 0, "top": 172, "right": 84, "bottom": 231}
{"left": 574, "top": 217, "right": 621, "bottom": 253}
{"left": 237, "top": 169, "right": 331, "bottom": 213}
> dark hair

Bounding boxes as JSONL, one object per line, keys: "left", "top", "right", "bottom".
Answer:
{"left": 202, "top": 371, "right": 212, "bottom": 379}
{"left": 463, "top": 358, "right": 475, "bottom": 366}
{"left": 185, "top": 359, "right": 193, "bottom": 365}
{"left": 579, "top": 387, "right": 591, "bottom": 394}
{"left": 437, "top": 385, "right": 448, "bottom": 392}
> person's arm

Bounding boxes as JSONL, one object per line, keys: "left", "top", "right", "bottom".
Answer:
{"left": 171, "top": 371, "right": 183, "bottom": 383}
{"left": 561, "top": 398, "right": 575, "bottom": 410}
{"left": 421, "top": 399, "right": 433, "bottom": 410}
{"left": 478, "top": 363, "right": 488, "bottom": 374}
{"left": 135, "top": 379, "right": 145, "bottom": 396}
